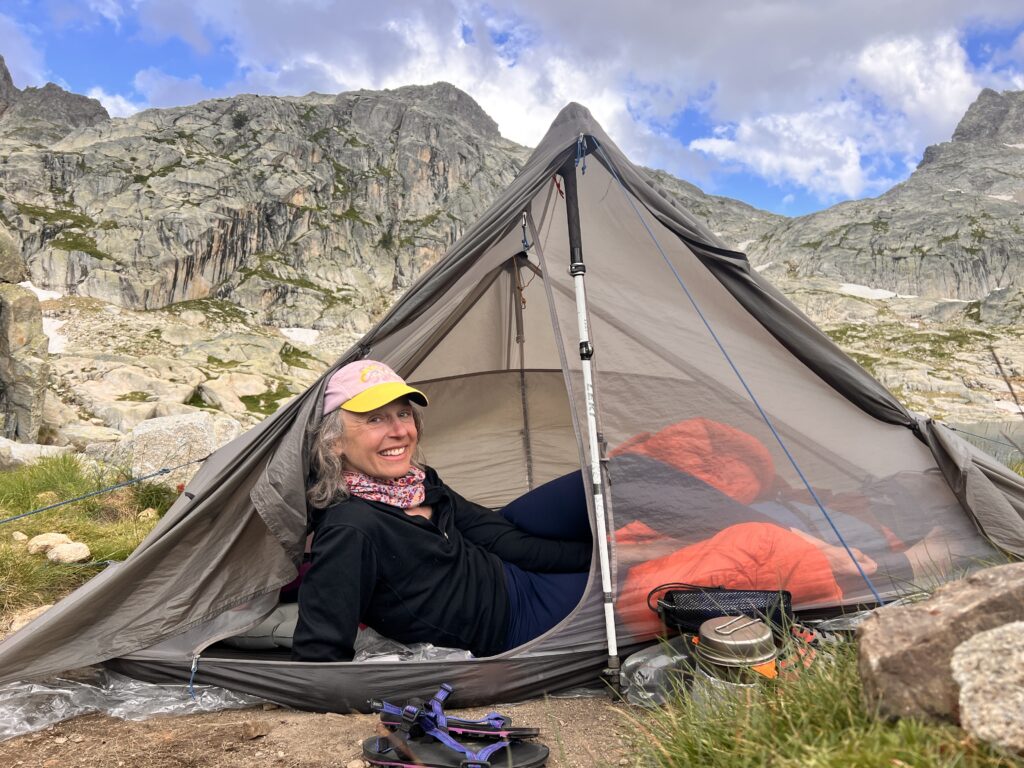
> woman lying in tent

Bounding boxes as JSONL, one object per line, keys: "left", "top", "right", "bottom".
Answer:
{"left": 291, "top": 360, "right": 593, "bottom": 662}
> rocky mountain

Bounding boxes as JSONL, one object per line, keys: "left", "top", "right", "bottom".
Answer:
{"left": 0, "top": 73, "right": 528, "bottom": 333}
{"left": 749, "top": 89, "right": 1024, "bottom": 308}
{"left": 0, "top": 52, "right": 1020, "bottom": 461}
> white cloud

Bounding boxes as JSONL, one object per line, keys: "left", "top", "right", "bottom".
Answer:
{"left": 133, "top": 68, "right": 218, "bottom": 108}
{"left": 86, "top": 86, "right": 144, "bottom": 117}
{"left": 0, "top": 13, "right": 47, "bottom": 88}
{"left": 690, "top": 102, "right": 895, "bottom": 200}
{"left": 87, "top": 0, "right": 126, "bottom": 28}
{"left": 53, "top": 1, "right": 1024, "bottom": 204}
{"left": 854, "top": 32, "right": 980, "bottom": 147}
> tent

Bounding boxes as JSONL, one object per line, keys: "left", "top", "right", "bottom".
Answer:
{"left": 2, "top": 103, "right": 1023, "bottom": 712}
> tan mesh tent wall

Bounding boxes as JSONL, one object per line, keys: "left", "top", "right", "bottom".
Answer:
{"left": 1, "top": 103, "right": 1022, "bottom": 712}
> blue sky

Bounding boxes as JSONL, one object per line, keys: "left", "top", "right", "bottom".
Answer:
{"left": 3, "top": 1, "right": 1024, "bottom": 216}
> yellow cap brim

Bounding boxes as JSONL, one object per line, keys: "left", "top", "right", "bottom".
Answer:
{"left": 340, "top": 382, "right": 429, "bottom": 413}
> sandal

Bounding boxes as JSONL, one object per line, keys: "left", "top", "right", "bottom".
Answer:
{"left": 361, "top": 731, "right": 549, "bottom": 768}
{"left": 372, "top": 684, "right": 541, "bottom": 741}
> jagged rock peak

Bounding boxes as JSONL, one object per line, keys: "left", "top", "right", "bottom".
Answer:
{"left": 952, "top": 88, "right": 1024, "bottom": 143}
{"left": 0, "top": 53, "right": 108, "bottom": 142}
{"left": 364, "top": 82, "right": 501, "bottom": 139}
{"left": 0, "top": 54, "right": 19, "bottom": 108}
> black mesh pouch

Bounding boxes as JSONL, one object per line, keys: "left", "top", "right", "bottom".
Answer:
{"left": 647, "top": 582, "right": 793, "bottom": 633}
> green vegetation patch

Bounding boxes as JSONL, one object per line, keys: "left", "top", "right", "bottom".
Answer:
{"left": 116, "top": 391, "right": 152, "bottom": 402}
{"left": 50, "top": 232, "right": 110, "bottom": 260}
{"left": 0, "top": 456, "right": 177, "bottom": 620}
{"left": 240, "top": 381, "right": 292, "bottom": 415}
{"left": 14, "top": 202, "right": 95, "bottom": 229}
{"left": 280, "top": 343, "right": 318, "bottom": 370}
{"left": 170, "top": 298, "right": 252, "bottom": 324}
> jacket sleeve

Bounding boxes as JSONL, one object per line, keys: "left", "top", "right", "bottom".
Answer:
{"left": 450, "top": 490, "right": 592, "bottom": 573}
{"left": 291, "top": 522, "right": 379, "bottom": 662}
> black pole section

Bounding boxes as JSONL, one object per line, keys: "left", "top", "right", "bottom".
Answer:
{"left": 560, "top": 159, "right": 593, "bottom": 361}
{"left": 560, "top": 159, "right": 585, "bottom": 276}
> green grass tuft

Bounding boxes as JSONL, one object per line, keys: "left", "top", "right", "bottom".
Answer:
{"left": 0, "top": 456, "right": 177, "bottom": 620}
{"left": 640, "top": 639, "right": 1020, "bottom": 767}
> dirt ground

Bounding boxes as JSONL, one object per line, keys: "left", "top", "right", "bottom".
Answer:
{"left": 0, "top": 695, "right": 649, "bottom": 768}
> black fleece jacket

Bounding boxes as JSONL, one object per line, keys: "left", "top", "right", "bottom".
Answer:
{"left": 291, "top": 467, "right": 592, "bottom": 662}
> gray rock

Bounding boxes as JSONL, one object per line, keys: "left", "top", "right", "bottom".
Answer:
{"left": 59, "top": 423, "right": 125, "bottom": 450}
{"left": 0, "top": 436, "right": 72, "bottom": 470}
{"left": 0, "top": 226, "right": 25, "bottom": 283}
{"left": 0, "top": 55, "right": 17, "bottom": 111}
{"left": 0, "top": 283, "right": 49, "bottom": 441}
{"left": 198, "top": 372, "right": 268, "bottom": 413}
{"left": 46, "top": 541, "right": 91, "bottom": 564}
{"left": 26, "top": 532, "right": 72, "bottom": 555}
{"left": 858, "top": 562, "right": 1024, "bottom": 723}
{"left": 100, "top": 410, "right": 243, "bottom": 488}
{"left": 952, "top": 621, "right": 1024, "bottom": 754}
{"left": 11, "top": 531, "right": 27, "bottom": 542}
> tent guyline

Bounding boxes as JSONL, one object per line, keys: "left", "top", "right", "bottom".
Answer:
{"left": 591, "top": 141, "right": 886, "bottom": 606}
{"left": 944, "top": 425, "right": 1024, "bottom": 456}
{"left": 0, "top": 454, "right": 211, "bottom": 527}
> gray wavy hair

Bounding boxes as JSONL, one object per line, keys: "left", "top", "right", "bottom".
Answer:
{"left": 306, "top": 403, "right": 425, "bottom": 508}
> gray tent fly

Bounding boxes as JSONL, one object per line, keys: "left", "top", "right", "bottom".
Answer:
{"left": 1, "top": 103, "right": 1022, "bottom": 712}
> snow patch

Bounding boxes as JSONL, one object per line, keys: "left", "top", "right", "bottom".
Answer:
{"left": 1003, "top": 143, "right": 1024, "bottom": 149}
{"left": 42, "top": 319, "right": 67, "bottom": 353}
{"left": 280, "top": 327, "right": 320, "bottom": 345}
{"left": 838, "top": 283, "right": 897, "bottom": 300}
{"left": 986, "top": 194, "right": 1014, "bottom": 202}
{"left": 18, "top": 281, "right": 62, "bottom": 301}
{"left": 736, "top": 240, "right": 754, "bottom": 252}
{"left": 753, "top": 262, "right": 773, "bottom": 272}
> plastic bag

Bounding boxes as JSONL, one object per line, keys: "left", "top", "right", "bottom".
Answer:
{"left": 0, "top": 666, "right": 266, "bottom": 742}
{"left": 619, "top": 635, "right": 693, "bottom": 707}
{"left": 353, "top": 626, "right": 474, "bottom": 662}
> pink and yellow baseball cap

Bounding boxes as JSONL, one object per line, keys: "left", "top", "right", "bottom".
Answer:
{"left": 323, "top": 360, "right": 428, "bottom": 414}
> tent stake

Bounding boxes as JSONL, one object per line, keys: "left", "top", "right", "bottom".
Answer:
{"left": 560, "top": 154, "right": 620, "bottom": 683}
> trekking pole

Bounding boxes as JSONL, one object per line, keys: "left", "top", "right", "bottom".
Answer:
{"left": 559, "top": 141, "right": 620, "bottom": 684}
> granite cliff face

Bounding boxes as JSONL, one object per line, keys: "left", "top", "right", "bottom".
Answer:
{"left": 749, "top": 89, "right": 1024, "bottom": 307}
{"left": 0, "top": 73, "right": 528, "bottom": 332}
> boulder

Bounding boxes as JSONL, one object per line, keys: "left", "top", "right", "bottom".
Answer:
{"left": 198, "top": 372, "right": 268, "bottom": 413}
{"left": 59, "top": 422, "right": 125, "bottom": 450}
{"left": 858, "top": 562, "right": 1024, "bottom": 723}
{"left": 0, "top": 226, "right": 25, "bottom": 283}
{"left": 40, "top": 390, "right": 80, "bottom": 445}
{"left": 11, "top": 531, "right": 27, "bottom": 542}
{"left": 0, "top": 437, "right": 73, "bottom": 470}
{"left": 26, "top": 532, "right": 72, "bottom": 555}
{"left": 952, "top": 621, "right": 1024, "bottom": 754}
{"left": 98, "top": 410, "right": 243, "bottom": 488}
{"left": 46, "top": 541, "right": 91, "bottom": 564}
{"left": 0, "top": 283, "right": 49, "bottom": 441}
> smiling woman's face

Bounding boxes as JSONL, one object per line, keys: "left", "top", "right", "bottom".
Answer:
{"left": 338, "top": 398, "right": 418, "bottom": 480}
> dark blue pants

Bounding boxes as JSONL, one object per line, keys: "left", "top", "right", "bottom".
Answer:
{"left": 500, "top": 471, "right": 591, "bottom": 651}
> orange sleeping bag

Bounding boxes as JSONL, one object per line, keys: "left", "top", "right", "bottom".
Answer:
{"left": 617, "top": 522, "right": 843, "bottom": 638}
{"left": 610, "top": 417, "right": 775, "bottom": 505}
